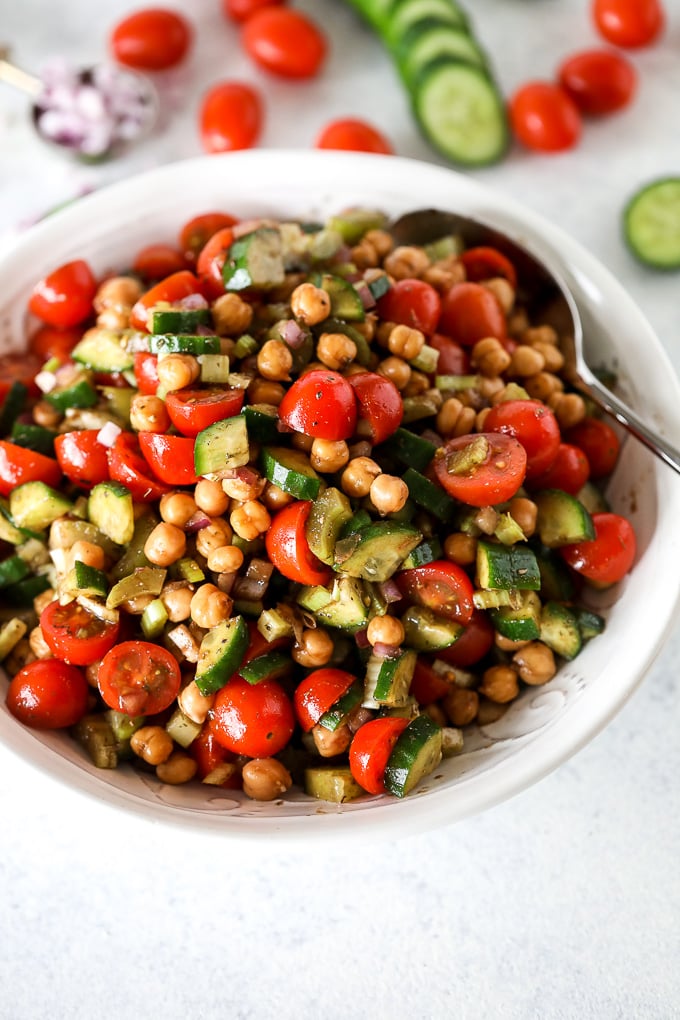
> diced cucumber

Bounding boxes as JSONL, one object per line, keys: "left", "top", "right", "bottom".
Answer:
{"left": 106, "top": 567, "right": 166, "bottom": 609}
{"left": 62, "top": 559, "right": 109, "bottom": 600}
{"left": 378, "top": 427, "right": 438, "bottom": 472}
{"left": 304, "top": 766, "right": 365, "bottom": 803}
{"left": 149, "top": 334, "right": 221, "bottom": 356}
{"left": 334, "top": 521, "right": 422, "bottom": 582}
{"left": 50, "top": 517, "right": 121, "bottom": 561}
{"left": 318, "top": 679, "right": 364, "bottom": 731}
{"left": 0, "top": 498, "right": 26, "bottom": 545}
{"left": 169, "top": 558, "right": 205, "bottom": 583}
{"left": 165, "top": 707, "right": 202, "bottom": 749}
{"left": 0, "top": 381, "right": 28, "bottom": 435}
{"left": 110, "top": 513, "right": 156, "bottom": 580}
{"left": 195, "top": 615, "right": 249, "bottom": 695}
{"left": 383, "top": 714, "right": 443, "bottom": 797}
{"left": 10, "top": 422, "right": 57, "bottom": 457}
{"left": 401, "top": 605, "right": 463, "bottom": 651}
{"left": 224, "top": 228, "right": 285, "bottom": 291}
{"left": 573, "top": 607, "right": 605, "bottom": 641}
{"left": 490, "top": 590, "right": 542, "bottom": 641}
{"left": 402, "top": 467, "right": 456, "bottom": 522}
{"left": 240, "top": 651, "right": 292, "bottom": 685}
{"left": 199, "top": 353, "right": 231, "bottom": 384}
{"left": 151, "top": 308, "right": 212, "bottom": 334}
{"left": 367, "top": 273, "right": 391, "bottom": 301}
{"left": 534, "top": 489, "right": 595, "bottom": 547}
{"left": 310, "top": 272, "right": 365, "bottom": 321}
{"left": 141, "top": 597, "right": 169, "bottom": 639}
{"left": 88, "top": 481, "right": 135, "bottom": 546}
{"left": 243, "top": 404, "right": 280, "bottom": 444}
{"left": 10, "top": 481, "right": 73, "bottom": 532}
{"left": 400, "top": 537, "right": 442, "bottom": 569}
{"left": 539, "top": 601, "right": 582, "bottom": 660}
{"left": 2, "top": 574, "right": 51, "bottom": 607}
{"left": 73, "top": 715, "right": 119, "bottom": 769}
{"left": 576, "top": 481, "right": 610, "bottom": 515}
{"left": 297, "top": 574, "right": 369, "bottom": 633}
{"left": 44, "top": 372, "right": 98, "bottom": 412}
{"left": 326, "top": 208, "right": 388, "bottom": 244}
{"left": 194, "top": 414, "right": 250, "bottom": 476}
{"left": 257, "top": 607, "right": 295, "bottom": 643}
{"left": 534, "top": 546, "right": 575, "bottom": 602}
{"left": 0, "top": 617, "right": 28, "bottom": 661}
{"left": 364, "top": 649, "right": 416, "bottom": 708}
{"left": 476, "top": 539, "right": 541, "bottom": 590}
{"left": 305, "top": 487, "right": 353, "bottom": 565}
{"left": 338, "top": 509, "right": 372, "bottom": 540}
{"left": 261, "top": 446, "right": 322, "bottom": 500}
{"left": 72, "top": 329, "right": 134, "bottom": 373}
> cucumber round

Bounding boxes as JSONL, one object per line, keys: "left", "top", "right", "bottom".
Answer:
{"left": 624, "top": 177, "right": 680, "bottom": 270}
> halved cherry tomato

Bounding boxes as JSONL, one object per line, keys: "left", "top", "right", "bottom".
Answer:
{"left": 164, "top": 387, "right": 245, "bottom": 436}
{"left": 28, "top": 259, "right": 97, "bottom": 328}
{"left": 243, "top": 7, "right": 326, "bottom": 79}
{"left": 509, "top": 82, "right": 582, "bottom": 153}
{"left": 265, "top": 500, "right": 332, "bottom": 586}
{"left": 40, "top": 600, "right": 120, "bottom": 666}
{"left": 211, "top": 675, "right": 295, "bottom": 757}
{"left": 349, "top": 717, "right": 409, "bottom": 795}
{"left": 278, "top": 369, "right": 357, "bottom": 440}
{"left": 560, "top": 512, "right": 636, "bottom": 586}
{"left": 293, "top": 668, "right": 357, "bottom": 732}
{"left": 138, "top": 432, "right": 198, "bottom": 486}
{"left": 316, "top": 118, "right": 393, "bottom": 154}
{"left": 133, "top": 352, "right": 160, "bottom": 395}
{"left": 433, "top": 432, "right": 527, "bottom": 507}
{"left": 348, "top": 371, "right": 402, "bottom": 445}
{"left": 558, "top": 49, "right": 637, "bottom": 116}
{"left": 430, "top": 333, "right": 470, "bottom": 375}
{"left": 410, "top": 659, "right": 452, "bottom": 705}
{"left": 29, "top": 324, "right": 82, "bottom": 364}
{"left": 564, "top": 416, "right": 620, "bottom": 479}
{"left": 130, "top": 270, "right": 203, "bottom": 331}
{"left": 54, "top": 430, "right": 110, "bottom": 489}
{"left": 484, "top": 399, "right": 561, "bottom": 481}
{"left": 98, "top": 640, "right": 181, "bottom": 715}
{"left": 196, "top": 226, "right": 236, "bottom": 298}
{"left": 460, "top": 247, "right": 518, "bottom": 288}
{"left": 396, "top": 560, "right": 475, "bottom": 626}
{"left": 133, "top": 243, "right": 188, "bottom": 281}
{"left": 110, "top": 8, "right": 193, "bottom": 70}
{"left": 528, "top": 442, "right": 590, "bottom": 496}
{"left": 222, "top": 0, "right": 285, "bottom": 23}
{"left": 6, "top": 659, "right": 88, "bottom": 730}
{"left": 0, "top": 439, "right": 63, "bottom": 498}
{"left": 437, "top": 608, "right": 495, "bottom": 667}
{"left": 179, "top": 212, "right": 238, "bottom": 264}
{"left": 376, "top": 279, "right": 441, "bottom": 335}
{"left": 199, "top": 81, "right": 263, "bottom": 154}
{"left": 107, "top": 432, "right": 171, "bottom": 502}
{"left": 438, "top": 282, "right": 506, "bottom": 345}
{"left": 592, "top": 0, "right": 664, "bottom": 48}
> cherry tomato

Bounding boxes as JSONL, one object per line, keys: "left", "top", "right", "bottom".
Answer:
{"left": 410, "top": 659, "right": 452, "bottom": 705}
{"left": 293, "top": 668, "right": 357, "bottom": 732}
{"left": 130, "top": 270, "right": 203, "bottom": 331}
{"left": 54, "top": 430, "right": 110, "bottom": 489}
{"left": 278, "top": 369, "right": 357, "bottom": 440}
{"left": 98, "top": 640, "right": 181, "bottom": 715}
{"left": 199, "top": 81, "right": 263, "bottom": 154}
{"left": 592, "top": 0, "right": 664, "bottom": 48}
{"left": 138, "top": 432, "right": 198, "bottom": 486}
{"left": 40, "top": 600, "right": 120, "bottom": 666}
{"left": 316, "top": 118, "right": 393, "bottom": 154}
{"left": 430, "top": 333, "right": 469, "bottom": 375}
{"left": 211, "top": 675, "right": 295, "bottom": 757}
{"left": 133, "top": 352, "right": 160, "bottom": 395}
{"left": 437, "top": 608, "right": 495, "bottom": 668}
{"left": 190, "top": 717, "right": 240, "bottom": 786}
{"left": 397, "top": 560, "right": 475, "bottom": 626}
{"left": 564, "top": 417, "right": 620, "bottom": 479}
{"left": 528, "top": 442, "right": 590, "bottom": 496}
{"left": 240, "top": 619, "right": 291, "bottom": 666}
{"left": 243, "top": 8, "right": 326, "bottom": 79}
{"left": 6, "top": 659, "right": 88, "bottom": 730}
{"left": 509, "top": 82, "right": 582, "bottom": 153}
{"left": 28, "top": 259, "right": 96, "bottom": 328}
{"left": 484, "top": 399, "right": 561, "bottom": 481}
{"left": 133, "top": 243, "right": 188, "bottom": 281}
{"left": 560, "top": 512, "right": 636, "bottom": 587}
{"left": 196, "top": 226, "right": 236, "bottom": 298}
{"left": 433, "top": 432, "right": 527, "bottom": 507}
{"left": 348, "top": 371, "right": 402, "bottom": 445}
{"left": 438, "top": 282, "right": 506, "bottom": 346}
{"left": 223, "top": 0, "right": 285, "bottom": 22}
{"left": 0, "top": 439, "right": 63, "bottom": 498}
{"left": 110, "top": 8, "right": 192, "bottom": 71}
{"left": 29, "top": 324, "right": 82, "bottom": 364}
{"left": 376, "top": 279, "right": 441, "bottom": 335}
{"left": 165, "top": 387, "right": 245, "bottom": 437}
{"left": 265, "top": 500, "right": 332, "bottom": 586}
{"left": 558, "top": 49, "right": 637, "bottom": 116}
{"left": 460, "top": 247, "right": 518, "bottom": 288}
{"left": 349, "top": 717, "right": 409, "bottom": 796}
{"left": 107, "top": 432, "right": 172, "bottom": 502}
{"left": 179, "top": 212, "right": 238, "bottom": 264}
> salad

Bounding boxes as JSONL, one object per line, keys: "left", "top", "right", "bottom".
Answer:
{"left": 0, "top": 206, "right": 636, "bottom": 804}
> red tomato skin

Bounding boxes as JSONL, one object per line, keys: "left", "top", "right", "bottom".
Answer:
{"left": 223, "top": 0, "right": 285, "bottom": 23}
{"left": 54, "top": 430, "right": 110, "bottom": 489}
{"left": 293, "top": 668, "right": 357, "bottom": 732}
{"left": 528, "top": 442, "right": 590, "bottom": 496}
{"left": 29, "top": 325, "right": 82, "bottom": 364}
{"left": 396, "top": 560, "right": 475, "bottom": 626}
{"left": 434, "top": 432, "right": 528, "bottom": 507}
{"left": 592, "top": 0, "right": 664, "bottom": 48}
{"left": 348, "top": 372, "right": 403, "bottom": 445}
{"left": 430, "top": 334, "right": 470, "bottom": 375}
{"left": 564, "top": 417, "right": 620, "bottom": 479}
{"left": 278, "top": 369, "right": 357, "bottom": 440}
{"left": 165, "top": 388, "right": 245, "bottom": 437}
{"left": 110, "top": 8, "right": 192, "bottom": 70}
{"left": 133, "top": 352, "right": 160, "bottom": 395}
{"left": 179, "top": 212, "right": 238, "bottom": 264}
{"left": 130, "top": 270, "right": 203, "bottom": 331}
{"left": 460, "top": 247, "right": 518, "bottom": 288}
{"left": 410, "top": 659, "right": 452, "bottom": 705}
{"left": 438, "top": 282, "right": 506, "bottom": 346}
{"left": 265, "top": 501, "right": 332, "bottom": 586}
{"left": 376, "top": 279, "right": 441, "bottom": 335}
{"left": 558, "top": 49, "right": 637, "bottom": 115}
{"left": 0, "top": 440, "right": 63, "bottom": 498}
{"left": 0, "top": 353, "right": 43, "bottom": 399}
{"left": 138, "top": 432, "right": 198, "bottom": 485}
{"left": 196, "top": 226, "right": 236, "bottom": 298}
{"left": 133, "top": 243, "right": 188, "bottom": 281}
{"left": 509, "top": 82, "right": 582, "bottom": 152}
{"left": 316, "top": 118, "right": 393, "bottom": 154}
{"left": 484, "top": 400, "right": 561, "bottom": 481}
{"left": 7, "top": 659, "right": 89, "bottom": 730}
{"left": 40, "top": 600, "right": 120, "bottom": 666}
{"left": 28, "top": 260, "right": 96, "bottom": 328}
{"left": 560, "top": 512, "right": 636, "bottom": 586}
{"left": 199, "top": 81, "right": 263, "bottom": 154}
{"left": 243, "top": 8, "right": 326, "bottom": 79}
{"left": 212, "top": 676, "right": 295, "bottom": 758}
{"left": 107, "top": 432, "right": 172, "bottom": 502}
{"left": 437, "top": 609, "right": 495, "bottom": 668}
{"left": 98, "top": 641, "right": 181, "bottom": 716}
{"left": 349, "top": 717, "right": 409, "bottom": 795}
{"left": 190, "top": 718, "right": 240, "bottom": 786}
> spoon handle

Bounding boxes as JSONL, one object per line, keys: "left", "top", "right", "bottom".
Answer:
{"left": 0, "top": 48, "right": 42, "bottom": 98}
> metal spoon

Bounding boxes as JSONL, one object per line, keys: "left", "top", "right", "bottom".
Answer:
{"left": 391, "top": 208, "right": 680, "bottom": 475}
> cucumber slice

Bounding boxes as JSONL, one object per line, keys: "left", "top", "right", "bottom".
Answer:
{"left": 0, "top": 498, "right": 26, "bottom": 545}
{"left": 334, "top": 521, "right": 422, "bottom": 582}
{"left": 62, "top": 560, "right": 110, "bottom": 600}
{"left": 401, "top": 605, "right": 463, "bottom": 651}
{"left": 623, "top": 177, "right": 680, "bottom": 269}
{"left": 383, "top": 714, "right": 443, "bottom": 797}
{"left": 310, "top": 273, "right": 365, "bottom": 321}
{"left": 573, "top": 607, "right": 605, "bottom": 641}
{"left": 260, "top": 446, "right": 322, "bottom": 500}
{"left": 141, "top": 597, "right": 169, "bottom": 639}
{"left": 110, "top": 514, "right": 156, "bottom": 580}
{"left": 72, "top": 330, "right": 134, "bottom": 373}
{"left": 304, "top": 766, "right": 365, "bottom": 803}
{"left": 194, "top": 414, "right": 250, "bottom": 476}
{"left": 224, "top": 228, "right": 285, "bottom": 291}
{"left": 88, "top": 481, "right": 135, "bottom": 546}
{"left": 539, "top": 601, "right": 582, "bottom": 661}
{"left": 305, "top": 487, "right": 353, "bottom": 565}
{"left": 535, "top": 547, "right": 575, "bottom": 602}
{"left": 387, "top": 0, "right": 468, "bottom": 47}
{"left": 297, "top": 574, "right": 368, "bottom": 633}
{"left": 106, "top": 567, "right": 166, "bottom": 609}
{"left": 364, "top": 649, "right": 417, "bottom": 707}
{"left": 73, "top": 715, "right": 119, "bottom": 769}
{"left": 398, "top": 22, "right": 486, "bottom": 86}
{"left": 476, "top": 539, "right": 541, "bottom": 591}
{"left": 165, "top": 707, "right": 202, "bottom": 748}
{"left": 151, "top": 308, "right": 212, "bottom": 334}
{"left": 240, "top": 650, "right": 292, "bottom": 685}
{"left": 44, "top": 373, "right": 98, "bottom": 412}
{"left": 318, "top": 679, "right": 364, "bottom": 731}
{"left": 149, "top": 334, "right": 221, "bottom": 356}
{"left": 10, "top": 481, "right": 73, "bottom": 532}
{"left": 402, "top": 467, "right": 456, "bottom": 522}
{"left": 490, "top": 590, "right": 542, "bottom": 641}
{"left": 2, "top": 574, "right": 51, "bottom": 607}
{"left": 401, "top": 536, "right": 442, "bottom": 569}
{"left": 0, "top": 617, "right": 28, "bottom": 661}
{"left": 326, "top": 208, "right": 387, "bottom": 244}
{"left": 243, "top": 404, "right": 280, "bottom": 444}
{"left": 195, "top": 615, "right": 249, "bottom": 695}
{"left": 534, "top": 489, "right": 595, "bottom": 548}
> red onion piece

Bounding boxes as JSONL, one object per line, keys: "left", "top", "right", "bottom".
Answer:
{"left": 355, "top": 628, "right": 370, "bottom": 649}
{"left": 184, "top": 512, "right": 212, "bottom": 532}
{"left": 220, "top": 466, "right": 261, "bottom": 486}
{"left": 217, "top": 571, "right": 237, "bottom": 595}
{"left": 278, "top": 319, "right": 308, "bottom": 350}
{"left": 421, "top": 428, "right": 443, "bottom": 447}
{"left": 96, "top": 421, "right": 122, "bottom": 448}
{"left": 377, "top": 579, "right": 402, "bottom": 603}
{"left": 233, "top": 559, "right": 274, "bottom": 601}
{"left": 372, "top": 642, "right": 402, "bottom": 660}
{"left": 355, "top": 281, "right": 376, "bottom": 310}
{"left": 179, "top": 293, "right": 209, "bottom": 311}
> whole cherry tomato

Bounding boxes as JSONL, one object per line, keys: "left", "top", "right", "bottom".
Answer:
{"left": 316, "top": 118, "right": 393, "bottom": 154}
{"left": 54, "top": 430, "right": 110, "bottom": 489}
{"left": 348, "top": 371, "right": 402, "bottom": 445}
{"left": 349, "top": 717, "right": 409, "bottom": 795}
{"left": 7, "top": 659, "right": 89, "bottom": 730}
{"left": 460, "top": 247, "right": 518, "bottom": 288}
{"left": 199, "top": 81, "right": 263, "bottom": 153}
{"left": 438, "top": 282, "right": 506, "bottom": 345}
{"left": 437, "top": 609, "right": 495, "bottom": 668}
{"left": 28, "top": 259, "right": 96, "bottom": 328}
{"left": 138, "top": 432, "right": 198, "bottom": 486}
{"left": 133, "top": 243, "right": 188, "bottom": 281}
{"left": 558, "top": 49, "right": 637, "bottom": 116}
{"left": 278, "top": 369, "right": 357, "bottom": 440}
{"left": 265, "top": 500, "right": 332, "bottom": 586}
{"left": 29, "top": 324, "right": 82, "bottom": 364}
{"left": 222, "top": 0, "right": 285, "bottom": 23}
{"left": 110, "top": 8, "right": 193, "bottom": 70}
{"left": 165, "top": 388, "right": 245, "bottom": 436}
{"left": 433, "top": 432, "right": 527, "bottom": 507}
{"left": 484, "top": 399, "right": 561, "bottom": 481}
{"left": 179, "top": 212, "right": 238, "bottom": 263}
{"left": 592, "top": 0, "right": 664, "bottom": 48}
{"left": 242, "top": 8, "right": 326, "bottom": 79}
{"left": 376, "top": 279, "right": 441, "bottom": 335}
{"left": 196, "top": 226, "right": 236, "bottom": 298}
{"left": 98, "top": 640, "right": 181, "bottom": 715}
{"left": 396, "top": 560, "right": 475, "bottom": 626}
{"left": 293, "top": 668, "right": 357, "bottom": 732}
{"left": 40, "top": 600, "right": 120, "bottom": 666}
{"left": 560, "top": 512, "right": 636, "bottom": 587}
{"left": 564, "top": 416, "right": 620, "bottom": 479}
{"left": 0, "top": 439, "right": 63, "bottom": 498}
{"left": 211, "top": 675, "right": 295, "bottom": 757}
{"left": 509, "top": 82, "right": 582, "bottom": 153}
{"left": 130, "top": 270, "right": 203, "bottom": 331}
{"left": 528, "top": 442, "right": 590, "bottom": 496}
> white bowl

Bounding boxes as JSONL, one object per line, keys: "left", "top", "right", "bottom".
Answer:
{"left": 2, "top": 150, "right": 680, "bottom": 841}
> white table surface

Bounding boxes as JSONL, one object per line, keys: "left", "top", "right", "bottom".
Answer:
{"left": 1, "top": 2, "right": 680, "bottom": 1018}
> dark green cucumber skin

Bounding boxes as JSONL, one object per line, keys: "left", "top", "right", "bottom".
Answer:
{"left": 0, "top": 382, "right": 28, "bottom": 435}
{"left": 383, "top": 713, "right": 443, "bottom": 797}
{"left": 260, "top": 447, "right": 322, "bottom": 500}
{"left": 149, "top": 334, "right": 221, "bottom": 356}
{"left": 378, "top": 427, "right": 437, "bottom": 472}
{"left": 243, "top": 406, "right": 280, "bottom": 444}
{"left": 403, "top": 467, "right": 456, "bottom": 522}
{"left": 10, "top": 422, "right": 57, "bottom": 457}
{"left": 0, "top": 555, "right": 30, "bottom": 588}
{"left": 151, "top": 308, "right": 211, "bottom": 334}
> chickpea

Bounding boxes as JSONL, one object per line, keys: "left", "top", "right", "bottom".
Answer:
{"left": 437, "top": 397, "right": 476, "bottom": 438}
{"left": 156, "top": 353, "right": 200, "bottom": 392}
{"left": 144, "top": 522, "right": 187, "bottom": 567}
{"left": 476, "top": 376, "right": 506, "bottom": 403}
{"left": 211, "top": 292, "right": 253, "bottom": 336}
{"left": 261, "top": 481, "right": 295, "bottom": 511}
{"left": 292, "top": 627, "right": 334, "bottom": 668}
{"left": 194, "top": 479, "right": 230, "bottom": 517}
{"left": 351, "top": 238, "right": 379, "bottom": 269}
{"left": 70, "top": 540, "right": 105, "bottom": 570}
{"left": 130, "top": 394, "right": 170, "bottom": 433}
{"left": 443, "top": 687, "right": 479, "bottom": 727}
{"left": 495, "top": 632, "right": 531, "bottom": 652}
{"left": 444, "top": 532, "right": 477, "bottom": 566}
{"left": 29, "top": 626, "right": 52, "bottom": 660}
{"left": 402, "top": 371, "right": 430, "bottom": 397}
{"left": 513, "top": 641, "right": 557, "bottom": 686}
{"left": 257, "top": 339, "right": 293, "bottom": 381}
{"left": 369, "top": 474, "right": 409, "bottom": 516}
{"left": 533, "top": 341, "right": 565, "bottom": 374}
{"left": 177, "top": 679, "right": 215, "bottom": 724}
{"left": 548, "top": 391, "right": 587, "bottom": 430}
{"left": 377, "top": 355, "right": 411, "bottom": 391}
{"left": 94, "top": 275, "right": 141, "bottom": 313}
{"left": 85, "top": 660, "right": 101, "bottom": 689}
{"left": 159, "top": 492, "right": 198, "bottom": 528}
{"left": 241, "top": 758, "right": 293, "bottom": 801}
{"left": 471, "top": 337, "right": 511, "bottom": 376}
{"left": 315, "top": 332, "right": 357, "bottom": 371}
{"left": 479, "top": 664, "right": 520, "bottom": 704}
{"left": 156, "top": 751, "right": 198, "bottom": 785}
{"left": 366, "top": 614, "right": 405, "bottom": 648}
{"left": 221, "top": 471, "right": 266, "bottom": 503}
{"left": 247, "top": 379, "right": 285, "bottom": 405}
{"left": 230, "top": 500, "right": 271, "bottom": 541}
{"left": 310, "top": 438, "right": 350, "bottom": 474}
{"left": 524, "top": 371, "right": 563, "bottom": 402}
{"left": 383, "top": 245, "right": 430, "bottom": 279}
{"left": 508, "top": 496, "right": 537, "bottom": 538}
{"left": 290, "top": 282, "right": 331, "bottom": 326}
{"left": 483, "top": 277, "right": 515, "bottom": 315}
{"left": 311, "top": 722, "right": 353, "bottom": 758}
{"left": 523, "top": 324, "right": 558, "bottom": 347}
{"left": 33, "top": 400, "right": 62, "bottom": 428}
{"left": 207, "top": 544, "right": 244, "bottom": 574}
{"left": 195, "top": 518, "right": 233, "bottom": 558}
{"left": 130, "top": 726, "right": 174, "bottom": 766}
{"left": 509, "top": 345, "right": 546, "bottom": 378}
{"left": 341, "top": 457, "right": 382, "bottom": 498}
{"left": 161, "top": 584, "right": 194, "bottom": 622}
{"left": 33, "top": 588, "right": 55, "bottom": 616}
{"left": 424, "top": 703, "right": 448, "bottom": 728}
{"left": 190, "top": 583, "right": 233, "bottom": 629}
{"left": 387, "top": 323, "right": 425, "bottom": 361}
{"left": 364, "top": 229, "right": 394, "bottom": 259}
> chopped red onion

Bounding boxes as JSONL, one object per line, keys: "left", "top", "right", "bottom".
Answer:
{"left": 355, "top": 628, "right": 370, "bottom": 649}
{"left": 372, "top": 642, "right": 402, "bottom": 660}
{"left": 233, "top": 559, "right": 274, "bottom": 601}
{"left": 184, "top": 512, "right": 212, "bottom": 532}
{"left": 220, "top": 466, "right": 261, "bottom": 486}
{"left": 355, "top": 281, "right": 376, "bottom": 310}
{"left": 421, "top": 428, "right": 443, "bottom": 447}
{"left": 217, "top": 572, "right": 237, "bottom": 595}
{"left": 179, "top": 293, "right": 209, "bottom": 311}
{"left": 96, "top": 421, "right": 122, "bottom": 448}
{"left": 377, "top": 579, "right": 402, "bottom": 604}
{"left": 278, "top": 319, "right": 308, "bottom": 349}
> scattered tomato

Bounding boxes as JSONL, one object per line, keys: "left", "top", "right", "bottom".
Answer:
{"left": 133, "top": 243, "right": 188, "bottom": 280}
{"left": 0, "top": 439, "right": 63, "bottom": 498}
{"left": 460, "top": 247, "right": 518, "bottom": 288}
{"left": 107, "top": 431, "right": 172, "bottom": 502}
{"left": 195, "top": 225, "right": 236, "bottom": 298}
{"left": 222, "top": 0, "right": 285, "bottom": 22}
{"left": 434, "top": 432, "right": 527, "bottom": 507}
{"left": 592, "top": 0, "right": 664, "bottom": 48}
{"left": 438, "top": 281, "right": 506, "bottom": 346}
{"left": 348, "top": 371, "right": 403, "bottom": 445}
{"left": 29, "top": 325, "right": 82, "bottom": 364}
{"left": 558, "top": 49, "right": 637, "bottom": 116}
{"left": 130, "top": 270, "right": 203, "bottom": 331}
{"left": 199, "top": 81, "right": 263, "bottom": 153}
{"left": 133, "top": 352, "right": 160, "bottom": 396}
{"left": 564, "top": 417, "right": 621, "bottom": 479}
{"left": 349, "top": 717, "right": 409, "bottom": 795}
{"left": 278, "top": 369, "right": 357, "bottom": 440}
{"left": 396, "top": 560, "right": 475, "bottom": 626}
{"left": 165, "top": 388, "right": 245, "bottom": 437}
{"left": 529, "top": 442, "right": 590, "bottom": 496}
{"left": 509, "top": 82, "right": 582, "bottom": 153}
{"left": 179, "top": 212, "right": 238, "bottom": 264}
{"left": 242, "top": 7, "right": 326, "bottom": 79}
{"left": 110, "top": 7, "right": 193, "bottom": 70}
{"left": 437, "top": 609, "right": 495, "bottom": 668}
{"left": 294, "top": 668, "right": 357, "bottom": 732}
{"left": 376, "top": 279, "right": 441, "bottom": 335}
{"left": 316, "top": 118, "right": 393, "bottom": 154}
{"left": 138, "top": 432, "right": 198, "bottom": 486}
{"left": 54, "top": 430, "right": 110, "bottom": 489}
{"left": 484, "top": 399, "right": 561, "bottom": 481}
